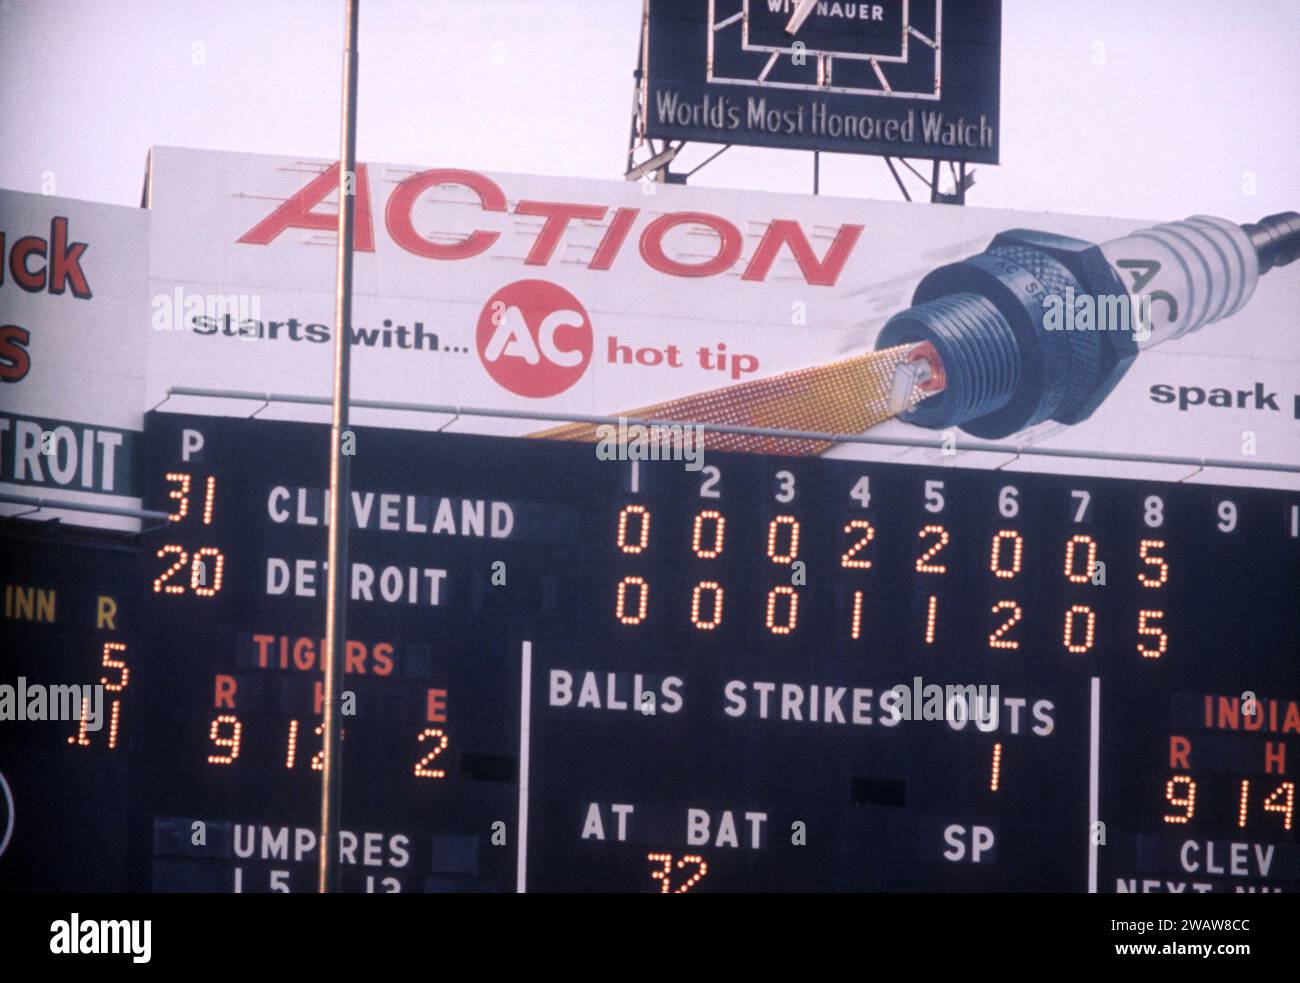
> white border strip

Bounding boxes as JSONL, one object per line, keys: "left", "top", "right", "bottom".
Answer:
{"left": 1088, "top": 676, "right": 1100, "bottom": 893}
{"left": 516, "top": 640, "right": 533, "bottom": 893}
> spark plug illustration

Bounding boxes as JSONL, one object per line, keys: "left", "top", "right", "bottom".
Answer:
{"left": 874, "top": 211, "right": 1300, "bottom": 438}
{"left": 534, "top": 211, "right": 1298, "bottom": 455}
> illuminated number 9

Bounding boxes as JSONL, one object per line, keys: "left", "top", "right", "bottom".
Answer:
{"left": 207, "top": 714, "right": 242, "bottom": 765}
{"left": 1163, "top": 775, "right": 1196, "bottom": 824}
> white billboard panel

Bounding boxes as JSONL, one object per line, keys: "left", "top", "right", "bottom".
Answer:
{"left": 141, "top": 146, "right": 1299, "bottom": 488}
{"left": 0, "top": 191, "right": 148, "bottom": 528}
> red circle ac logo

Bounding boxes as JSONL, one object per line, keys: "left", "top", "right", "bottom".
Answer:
{"left": 476, "top": 279, "right": 593, "bottom": 398}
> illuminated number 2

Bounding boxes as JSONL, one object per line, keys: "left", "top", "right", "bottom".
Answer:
{"left": 915, "top": 524, "right": 948, "bottom": 574}
{"left": 841, "top": 519, "right": 875, "bottom": 569}
{"left": 988, "top": 602, "right": 1022, "bottom": 650}
{"left": 153, "top": 545, "right": 188, "bottom": 594}
{"left": 414, "top": 728, "right": 449, "bottom": 779}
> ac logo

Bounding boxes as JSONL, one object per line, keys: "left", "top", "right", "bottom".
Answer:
{"left": 476, "top": 279, "right": 592, "bottom": 398}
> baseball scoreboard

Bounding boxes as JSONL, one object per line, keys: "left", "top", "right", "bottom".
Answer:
{"left": 1, "top": 410, "right": 1297, "bottom": 892}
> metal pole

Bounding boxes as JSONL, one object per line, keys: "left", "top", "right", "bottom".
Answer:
{"left": 813, "top": 151, "right": 820, "bottom": 195}
{"left": 319, "top": 0, "right": 359, "bottom": 895}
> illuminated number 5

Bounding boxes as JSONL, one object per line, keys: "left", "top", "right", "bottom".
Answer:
{"left": 1137, "top": 610, "right": 1168, "bottom": 659}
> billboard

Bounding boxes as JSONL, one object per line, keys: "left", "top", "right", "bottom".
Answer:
{"left": 2, "top": 147, "right": 1297, "bottom": 895}
{"left": 0, "top": 191, "right": 149, "bottom": 529}
{"left": 142, "top": 146, "right": 1299, "bottom": 487}
{"left": 641, "top": 0, "right": 1002, "bottom": 163}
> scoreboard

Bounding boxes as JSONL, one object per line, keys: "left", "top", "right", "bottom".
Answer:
{"left": 2, "top": 409, "right": 1298, "bottom": 892}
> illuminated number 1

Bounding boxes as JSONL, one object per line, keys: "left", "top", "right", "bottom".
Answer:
{"left": 201, "top": 475, "right": 217, "bottom": 524}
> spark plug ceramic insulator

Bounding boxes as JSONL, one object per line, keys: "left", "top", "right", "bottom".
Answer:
{"left": 874, "top": 211, "right": 1300, "bottom": 439}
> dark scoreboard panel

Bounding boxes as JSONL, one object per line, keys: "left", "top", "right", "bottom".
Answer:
{"left": 3, "top": 409, "right": 1297, "bottom": 892}
{"left": 0, "top": 534, "right": 139, "bottom": 891}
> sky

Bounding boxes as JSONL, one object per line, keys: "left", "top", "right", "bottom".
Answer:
{"left": 0, "top": 0, "right": 1297, "bottom": 223}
